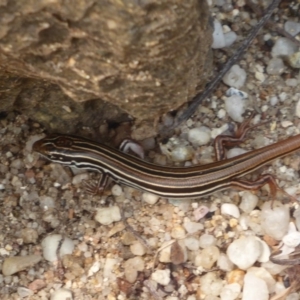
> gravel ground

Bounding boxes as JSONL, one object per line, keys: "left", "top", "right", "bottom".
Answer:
{"left": 0, "top": 1, "right": 300, "bottom": 300}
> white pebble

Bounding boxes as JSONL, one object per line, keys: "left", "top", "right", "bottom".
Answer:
{"left": 242, "top": 273, "right": 268, "bottom": 300}
{"left": 50, "top": 288, "right": 73, "bottom": 300}
{"left": 217, "top": 253, "right": 234, "bottom": 272}
{"left": 225, "top": 87, "right": 248, "bottom": 99}
{"left": 130, "top": 241, "right": 146, "bottom": 256}
{"left": 223, "top": 65, "right": 247, "bottom": 89}
{"left": 227, "top": 236, "right": 261, "bottom": 270}
{"left": 200, "top": 272, "right": 223, "bottom": 296}
{"left": 195, "top": 246, "right": 220, "bottom": 269}
{"left": 151, "top": 269, "right": 171, "bottom": 286}
{"left": 187, "top": 127, "right": 211, "bottom": 146}
{"left": 103, "top": 257, "right": 117, "bottom": 279}
{"left": 124, "top": 257, "right": 145, "bottom": 283}
{"left": 199, "top": 234, "right": 216, "bottom": 248}
{"left": 272, "top": 37, "right": 298, "bottom": 57}
{"left": 224, "top": 31, "right": 237, "bottom": 47}
{"left": 171, "top": 225, "right": 186, "bottom": 239}
{"left": 279, "top": 92, "right": 287, "bottom": 102}
{"left": 269, "top": 95, "right": 279, "bottom": 106}
{"left": 261, "top": 261, "right": 288, "bottom": 275}
{"left": 239, "top": 191, "right": 258, "bottom": 213}
{"left": 256, "top": 238, "right": 271, "bottom": 263}
{"left": 247, "top": 267, "right": 276, "bottom": 293}
{"left": 282, "top": 230, "right": 300, "bottom": 248}
{"left": 286, "top": 78, "right": 298, "bottom": 87}
{"left": 142, "top": 192, "right": 159, "bottom": 205}
{"left": 284, "top": 21, "right": 300, "bottom": 37}
{"left": 217, "top": 108, "right": 226, "bottom": 119}
{"left": 221, "top": 203, "right": 240, "bottom": 218}
{"left": 261, "top": 201, "right": 289, "bottom": 240}
{"left": 171, "top": 145, "right": 193, "bottom": 162}
{"left": 266, "top": 57, "right": 285, "bottom": 75}
{"left": 42, "top": 235, "right": 74, "bottom": 262}
{"left": 255, "top": 71, "right": 265, "bottom": 82}
{"left": 111, "top": 184, "right": 123, "bottom": 196}
{"left": 88, "top": 261, "right": 101, "bottom": 277}
{"left": 183, "top": 220, "right": 204, "bottom": 234}
{"left": 95, "top": 206, "right": 121, "bottom": 225}
{"left": 72, "top": 173, "right": 89, "bottom": 185}
{"left": 184, "top": 236, "right": 200, "bottom": 251}
{"left": 220, "top": 283, "right": 241, "bottom": 300}
{"left": 212, "top": 20, "right": 226, "bottom": 49}
{"left": 224, "top": 95, "right": 246, "bottom": 122}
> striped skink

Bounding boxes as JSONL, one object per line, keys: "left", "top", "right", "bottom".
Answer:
{"left": 32, "top": 126, "right": 300, "bottom": 199}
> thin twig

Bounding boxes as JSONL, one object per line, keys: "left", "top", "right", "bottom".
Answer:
{"left": 160, "top": 0, "right": 282, "bottom": 135}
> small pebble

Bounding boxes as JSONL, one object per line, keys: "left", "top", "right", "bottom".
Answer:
{"left": 2, "top": 255, "right": 42, "bottom": 276}
{"left": 261, "top": 201, "right": 289, "bottom": 240}
{"left": 111, "top": 184, "right": 123, "bottom": 196}
{"left": 170, "top": 225, "right": 186, "bottom": 239}
{"left": 224, "top": 95, "right": 246, "bottom": 123}
{"left": 247, "top": 267, "right": 276, "bottom": 293}
{"left": 223, "top": 65, "right": 247, "bottom": 89}
{"left": 183, "top": 220, "right": 204, "bottom": 234}
{"left": 17, "top": 287, "right": 34, "bottom": 298}
{"left": 142, "top": 192, "right": 159, "bottom": 205}
{"left": 242, "top": 273, "right": 268, "bottom": 300}
{"left": 227, "top": 236, "right": 261, "bottom": 270}
{"left": 187, "top": 127, "right": 211, "bottom": 146}
{"left": 95, "top": 206, "right": 121, "bottom": 225}
{"left": 184, "top": 236, "right": 200, "bottom": 251}
{"left": 200, "top": 272, "right": 223, "bottom": 297}
{"left": 212, "top": 19, "right": 226, "bottom": 49}
{"left": 221, "top": 203, "right": 240, "bottom": 218}
{"left": 151, "top": 269, "right": 171, "bottom": 286}
{"left": 72, "top": 173, "right": 89, "bottom": 185}
{"left": 42, "top": 235, "right": 74, "bottom": 262}
{"left": 266, "top": 58, "right": 285, "bottom": 75}
{"left": 130, "top": 241, "right": 146, "bottom": 256}
{"left": 199, "top": 234, "right": 216, "bottom": 248}
{"left": 271, "top": 37, "right": 298, "bottom": 57}
{"left": 217, "top": 253, "right": 234, "bottom": 272}
{"left": 103, "top": 257, "right": 118, "bottom": 279}
{"left": 124, "top": 257, "right": 145, "bottom": 283}
{"left": 195, "top": 246, "right": 220, "bottom": 269}
{"left": 239, "top": 191, "right": 258, "bottom": 213}
{"left": 295, "top": 99, "right": 300, "bottom": 118}
{"left": 284, "top": 21, "right": 300, "bottom": 37}
{"left": 193, "top": 206, "right": 210, "bottom": 221}
{"left": 50, "top": 288, "right": 73, "bottom": 300}
{"left": 220, "top": 283, "right": 241, "bottom": 300}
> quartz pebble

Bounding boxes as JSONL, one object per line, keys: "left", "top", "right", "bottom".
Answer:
{"left": 199, "top": 272, "right": 223, "bottom": 297}
{"left": 217, "top": 253, "right": 234, "bottom": 272}
{"left": 171, "top": 225, "right": 186, "bottom": 239}
{"left": 183, "top": 220, "right": 204, "bottom": 234}
{"left": 187, "top": 127, "right": 211, "bottom": 146}
{"left": 226, "top": 148, "right": 247, "bottom": 159}
{"left": 42, "top": 235, "right": 74, "bottom": 262}
{"left": 124, "top": 257, "right": 145, "bottom": 283}
{"left": 242, "top": 273, "right": 268, "bottom": 300}
{"left": 111, "top": 184, "right": 123, "bottom": 196}
{"left": 221, "top": 203, "right": 240, "bottom": 218}
{"left": 220, "top": 283, "right": 241, "bottom": 300}
{"left": 130, "top": 241, "right": 146, "bottom": 256}
{"left": 261, "top": 201, "right": 289, "bottom": 240}
{"left": 239, "top": 191, "right": 258, "bottom": 213}
{"left": 223, "top": 65, "right": 247, "bottom": 89}
{"left": 17, "top": 287, "right": 34, "bottom": 298}
{"left": 2, "top": 255, "right": 42, "bottom": 276}
{"left": 247, "top": 267, "right": 276, "bottom": 293}
{"left": 50, "top": 288, "right": 73, "bottom": 300}
{"left": 95, "top": 206, "right": 121, "bottom": 225}
{"left": 142, "top": 192, "right": 159, "bottom": 205}
{"left": 72, "top": 172, "right": 89, "bottom": 185}
{"left": 103, "top": 257, "right": 118, "bottom": 279}
{"left": 195, "top": 246, "right": 220, "bottom": 269}
{"left": 284, "top": 21, "right": 300, "bottom": 36}
{"left": 227, "top": 236, "right": 261, "bottom": 270}
{"left": 266, "top": 57, "right": 285, "bottom": 75}
{"left": 271, "top": 37, "right": 298, "bottom": 57}
{"left": 151, "top": 269, "right": 171, "bottom": 286}
{"left": 184, "top": 237, "right": 200, "bottom": 251}
{"left": 199, "top": 234, "right": 216, "bottom": 248}
{"left": 224, "top": 95, "right": 246, "bottom": 123}
{"left": 212, "top": 19, "right": 226, "bottom": 49}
